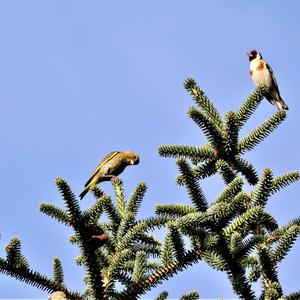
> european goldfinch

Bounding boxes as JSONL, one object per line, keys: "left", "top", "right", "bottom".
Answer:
{"left": 79, "top": 151, "right": 140, "bottom": 199}
{"left": 247, "top": 50, "right": 288, "bottom": 111}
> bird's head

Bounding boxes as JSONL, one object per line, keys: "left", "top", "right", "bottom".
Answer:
{"left": 125, "top": 151, "right": 140, "bottom": 165}
{"left": 247, "top": 50, "right": 262, "bottom": 61}
{"left": 48, "top": 291, "right": 68, "bottom": 300}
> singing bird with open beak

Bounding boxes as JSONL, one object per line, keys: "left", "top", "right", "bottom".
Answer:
{"left": 48, "top": 291, "right": 68, "bottom": 300}
{"left": 79, "top": 151, "right": 140, "bottom": 199}
{"left": 247, "top": 50, "right": 288, "bottom": 111}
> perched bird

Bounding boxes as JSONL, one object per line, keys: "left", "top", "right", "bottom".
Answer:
{"left": 247, "top": 50, "right": 288, "bottom": 111}
{"left": 79, "top": 151, "right": 140, "bottom": 199}
{"left": 48, "top": 291, "right": 68, "bottom": 300}
{"left": 86, "top": 224, "right": 109, "bottom": 250}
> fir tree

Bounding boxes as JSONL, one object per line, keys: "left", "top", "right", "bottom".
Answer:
{"left": 0, "top": 79, "right": 299, "bottom": 300}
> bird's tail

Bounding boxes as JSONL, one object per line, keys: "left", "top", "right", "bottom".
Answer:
{"left": 276, "top": 98, "right": 289, "bottom": 111}
{"left": 79, "top": 187, "right": 89, "bottom": 200}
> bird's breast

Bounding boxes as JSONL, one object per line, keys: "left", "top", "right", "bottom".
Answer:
{"left": 256, "top": 61, "right": 265, "bottom": 71}
{"left": 250, "top": 60, "right": 272, "bottom": 86}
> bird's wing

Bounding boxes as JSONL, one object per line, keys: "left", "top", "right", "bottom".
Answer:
{"left": 84, "top": 151, "right": 120, "bottom": 187}
{"left": 266, "top": 63, "right": 281, "bottom": 97}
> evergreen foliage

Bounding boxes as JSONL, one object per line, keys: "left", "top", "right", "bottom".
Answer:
{"left": 0, "top": 78, "right": 299, "bottom": 299}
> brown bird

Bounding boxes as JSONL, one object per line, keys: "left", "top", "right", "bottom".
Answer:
{"left": 88, "top": 233, "right": 109, "bottom": 250}
{"left": 85, "top": 224, "right": 109, "bottom": 249}
{"left": 79, "top": 151, "right": 140, "bottom": 199}
{"left": 48, "top": 291, "right": 68, "bottom": 300}
{"left": 247, "top": 50, "right": 288, "bottom": 111}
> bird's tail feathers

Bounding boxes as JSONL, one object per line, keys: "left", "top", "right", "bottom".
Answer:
{"left": 276, "top": 98, "right": 289, "bottom": 111}
{"left": 79, "top": 187, "right": 89, "bottom": 200}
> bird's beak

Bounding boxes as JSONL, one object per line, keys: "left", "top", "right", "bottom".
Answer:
{"left": 247, "top": 52, "right": 252, "bottom": 57}
{"left": 131, "top": 157, "right": 140, "bottom": 165}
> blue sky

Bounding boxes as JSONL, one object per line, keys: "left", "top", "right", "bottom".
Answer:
{"left": 0, "top": 1, "right": 299, "bottom": 298}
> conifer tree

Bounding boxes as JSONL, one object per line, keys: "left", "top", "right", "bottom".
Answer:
{"left": 0, "top": 79, "right": 299, "bottom": 300}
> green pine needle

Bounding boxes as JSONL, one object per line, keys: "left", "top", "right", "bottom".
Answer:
{"left": 132, "top": 251, "right": 148, "bottom": 283}
{"left": 203, "top": 251, "right": 228, "bottom": 271}
{"left": 55, "top": 177, "right": 82, "bottom": 228}
{"left": 161, "top": 230, "right": 175, "bottom": 265}
{"left": 158, "top": 144, "right": 216, "bottom": 162}
{"left": 285, "top": 290, "right": 300, "bottom": 300}
{"left": 216, "top": 159, "right": 237, "bottom": 184}
{"left": 271, "top": 171, "right": 300, "bottom": 195}
{"left": 101, "top": 196, "right": 121, "bottom": 229}
{"left": 176, "top": 157, "right": 208, "bottom": 211}
{"left": 127, "top": 182, "right": 147, "bottom": 217}
{"left": 236, "top": 85, "right": 269, "bottom": 128}
{"left": 39, "top": 203, "right": 71, "bottom": 225}
{"left": 215, "top": 177, "right": 244, "bottom": 204}
{"left": 176, "top": 159, "right": 217, "bottom": 185}
{"left": 188, "top": 107, "right": 225, "bottom": 152}
{"left": 179, "top": 290, "right": 200, "bottom": 300}
{"left": 168, "top": 222, "right": 186, "bottom": 259}
{"left": 82, "top": 197, "right": 107, "bottom": 223}
{"left": 184, "top": 78, "right": 223, "bottom": 127}
{"left": 252, "top": 168, "right": 273, "bottom": 207}
{"left": 154, "top": 291, "right": 169, "bottom": 300}
{"left": 231, "top": 156, "right": 258, "bottom": 185}
{"left": 53, "top": 257, "right": 64, "bottom": 285}
{"left": 223, "top": 111, "right": 239, "bottom": 156}
{"left": 112, "top": 179, "right": 127, "bottom": 218}
{"left": 155, "top": 204, "right": 197, "bottom": 218}
{"left": 223, "top": 206, "right": 263, "bottom": 237}
{"left": 238, "top": 110, "right": 287, "bottom": 154}
{"left": 272, "top": 224, "right": 300, "bottom": 262}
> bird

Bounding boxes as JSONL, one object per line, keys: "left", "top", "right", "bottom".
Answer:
{"left": 247, "top": 50, "right": 288, "bottom": 111}
{"left": 86, "top": 224, "right": 109, "bottom": 249}
{"left": 48, "top": 291, "right": 68, "bottom": 300}
{"left": 79, "top": 151, "right": 140, "bottom": 199}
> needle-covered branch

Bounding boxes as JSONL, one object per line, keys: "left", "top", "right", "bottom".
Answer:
{"left": 235, "top": 85, "right": 268, "bottom": 127}
{"left": 158, "top": 144, "right": 216, "bottom": 163}
{"left": 116, "top": 249, "right": 203, "bottom": 300}
{"left": 184, "top": 77, "right": 223, "bottom": 127}
{"left": 0, "top": 239, "right": 82, "bottom": 300}
{"left": 176, "top": 157, "right": 208, "bottom": 211}
{"left": 238, "top": 110, "right": 286, "bottom": 154}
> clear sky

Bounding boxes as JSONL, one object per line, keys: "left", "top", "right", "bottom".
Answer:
{"left": 0, "top": 1, "right": 299, "bottom": 299}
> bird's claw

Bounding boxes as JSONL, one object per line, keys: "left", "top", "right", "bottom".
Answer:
{"left": 110, "top": 176, "right": 119, "bottom": 182}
